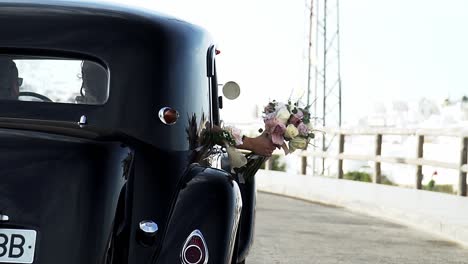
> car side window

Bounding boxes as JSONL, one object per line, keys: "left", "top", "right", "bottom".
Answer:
{"left": 0, "top": 55, "right": 108, "bottom": 105}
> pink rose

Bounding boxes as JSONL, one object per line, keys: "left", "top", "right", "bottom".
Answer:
{"left": 288, "top": 110, "right": 304, "bottom": 127}
{"left": 263, "top": 112, "right": 276, "bottom": 122}
{"left": 288, "top": 115, "right": 301, "bottom": 127}
{"left": 294, "top": 109, "right": 304, "bottom": 119}
{"left": 265, "top": 117, "right": 286, "bottom": 145}
{"left": 297, "top": 122, "right": 308, "bottom": 136}
{"left": 227, "top": 126, "right": 243, "bottom": 145}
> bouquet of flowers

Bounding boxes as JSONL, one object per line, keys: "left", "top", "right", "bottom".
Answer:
{"left": 262, "top": 100, "right": 315, "bottom": 154}
{"left": 198, "top": 124, "right": 247, "bottom": 172}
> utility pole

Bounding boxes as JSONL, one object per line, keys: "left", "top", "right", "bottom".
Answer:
{"left": 306, "top": 0, "right": 314, "bottom": 107}
{"left": 307, "top": 0, "right": 342, "bottom": 176}
{"left": 304, "top": 0, "right": 314, "bottom": 175}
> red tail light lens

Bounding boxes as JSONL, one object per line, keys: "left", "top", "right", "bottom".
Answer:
{"left": 158, "top": 107, "right": 179, "bottom": 125}
{"left": 184, "top": 245, "right": 202, "bottom": 263}
{"left": 181, "top": 230, "right": 208, "bottom": 264}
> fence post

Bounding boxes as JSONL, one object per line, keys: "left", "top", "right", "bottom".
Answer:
{"left": 338, "top": 134, "right": 344, "bottom": 179}
{"left": 374, "top": 134, "right": 382, "bottom": 184}
{"left": 458, "top": 137, "right": 468, "bottom": 196}
{"left": 264, "top": 158, "right": 271, "bottom": 171}
{"left": 301, "top": 156, "right": 307, "bottom": 175}
{"left": 416, "top": 135, "right": 424, "bottom": 190}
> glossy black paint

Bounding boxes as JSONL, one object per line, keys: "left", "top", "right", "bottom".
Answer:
{"left": 236, "top": 177, "right": 257, "bottom": 262}
{"left": 157, "top": 164, "right": 242, "bottom": 263}
{"left": 0, "top": 128, "right": 128, "bottom": 264}
{"left": 0, "top": 0, "right": 211, "bottom": 151}
{"left": 0, "top": 1, "right": 247, "bottom": 264}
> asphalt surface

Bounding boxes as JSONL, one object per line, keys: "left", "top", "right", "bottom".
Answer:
{"left": 249, "top": 192, "right": 468, "bottom": 264}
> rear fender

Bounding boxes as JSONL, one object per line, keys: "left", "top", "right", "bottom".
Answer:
{"left": 156, "top": 164, "right": 242, "bottom": 263}
{"left": 235, "top": 175, "right": 256, "bottom": 262}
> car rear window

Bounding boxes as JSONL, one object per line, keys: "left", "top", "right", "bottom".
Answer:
{"left": 0, "top": 55, "right": 108, "bottom": 105}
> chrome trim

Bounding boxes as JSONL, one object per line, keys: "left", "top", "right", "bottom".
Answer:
{"left": 0, "top": 214, "right": 9, "bottom": 222}
{"left": 180, "top": 229, "right": 208, "bottom": 264}
{"left": 78, "top": 115, "right": 87, "bottom": 127}
{"left": 139, "top": 220, "right": 158, "bottom": 234}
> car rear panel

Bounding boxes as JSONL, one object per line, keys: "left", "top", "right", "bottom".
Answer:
{"left": 0, "top": 128, "right": 128, "bottom": 264}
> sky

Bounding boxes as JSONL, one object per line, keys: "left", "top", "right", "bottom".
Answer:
{"left": 98, "top": 0, "right": 468, "bottom": 125}
{"left": 340, "top": 0, "right": 468, "bottom": 122}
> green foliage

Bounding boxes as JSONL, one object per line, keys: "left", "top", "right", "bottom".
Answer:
{"left": 427, "top": 179, "right": 435, "bottom": 190}
{"left": 381, "top": 175, "right": 396, "bottom": 186}
{"left": 344, "top": 171, "right": 372, "bottom": 182}
{"left": 342, "top": 171, "right": 455, "bottom": 194}
{"left": 423, "top": 180, "right": 454, "bottom": 194}
{"left": 260, "top": 154, "right": 286, "bottom": 172}
{"left": 344, "top": 171, "right": 395, "bottom": 185}
{"left": 443, "top": 98, "right": 453, "bottom": 106}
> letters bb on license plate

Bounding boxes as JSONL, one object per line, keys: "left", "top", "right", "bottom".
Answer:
{"left": 0, "top": 229, "right": 36, "bottom": 264}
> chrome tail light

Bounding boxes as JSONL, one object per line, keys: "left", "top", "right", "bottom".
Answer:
{"left": 181, "top": 230, "right": 208, "bottom": 264}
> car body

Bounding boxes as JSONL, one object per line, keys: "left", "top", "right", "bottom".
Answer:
{"left": 0, "top": 1, "right": 258, "bottom": 263}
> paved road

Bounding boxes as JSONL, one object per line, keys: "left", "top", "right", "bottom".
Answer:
{"left": 249, "top": 192, "right": 468, "bottom": 264}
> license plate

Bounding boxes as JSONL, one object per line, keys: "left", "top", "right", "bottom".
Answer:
{"left": 0, "top": 229, "right": 36, "bottom": 264}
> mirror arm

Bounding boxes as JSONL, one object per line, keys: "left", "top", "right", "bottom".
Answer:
{"left": 218, "top": 96, "right": 223, "bottom": 109}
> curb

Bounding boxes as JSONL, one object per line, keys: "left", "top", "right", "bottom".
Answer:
{"left": 256, "top": 170, "right": 468, "bottom": 248}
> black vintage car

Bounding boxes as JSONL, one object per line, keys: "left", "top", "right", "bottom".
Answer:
{"left": 0, "top": 1, "right": 261, "bottom": 263}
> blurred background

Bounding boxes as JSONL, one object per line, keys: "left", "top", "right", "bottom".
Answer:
{"left": 102, "top": 0, "right": 468, "bottom": 123}
{"left": 101, "top": 0, "right": 468, "bottom": 194}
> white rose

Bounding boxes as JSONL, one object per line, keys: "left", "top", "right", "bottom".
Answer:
{"left": 275, "top": 107, "right": 291, "bottom": 125}
{"left": 276, "top": 102, "right": 286, "bottom": 109}
{"left": 284, "top": 124, "right": 299, "bottom": 139}
{"left": 226, "top": 145, "right": 247, "bottom": 172}
{"left": 289, "top": 137, "right": 309, "bottom": 152}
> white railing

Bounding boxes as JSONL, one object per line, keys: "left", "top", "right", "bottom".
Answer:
{"left": 265, "top": 127, "right": 468, "bottom": 196}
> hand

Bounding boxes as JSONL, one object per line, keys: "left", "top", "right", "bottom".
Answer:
{"left": 242, "top": 133, "right": 276, "bottom": 157}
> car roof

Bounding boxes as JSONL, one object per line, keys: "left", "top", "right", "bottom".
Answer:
{"left": 0, "top": 0, "right": 215, "bottom": 150}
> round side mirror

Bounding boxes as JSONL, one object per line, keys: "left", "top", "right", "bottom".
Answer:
{"left": 222, "top": 81, "right": 241, "bottom": 100}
